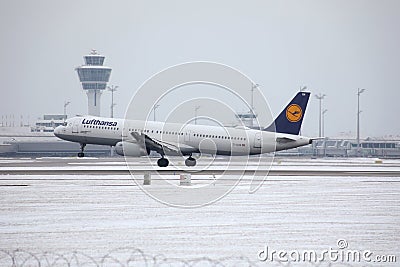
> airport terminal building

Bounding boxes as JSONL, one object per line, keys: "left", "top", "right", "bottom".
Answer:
{"left": 281, "top": 137, "right": 400, "bottom": 158}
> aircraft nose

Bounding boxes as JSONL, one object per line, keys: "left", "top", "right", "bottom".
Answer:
{"left": 54, "top": 125, "right": 62, "bottom": 137}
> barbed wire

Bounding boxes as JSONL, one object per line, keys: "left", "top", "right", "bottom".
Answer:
{"left": 0, "top": 248, "right": 372, "bottom": 267}
{"left": 0, "top": 248, "right": 260, "bottom": 267}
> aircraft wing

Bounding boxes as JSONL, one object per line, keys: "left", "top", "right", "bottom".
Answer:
{"left": 130, "top": 132, "right": 198, "bottom": 156}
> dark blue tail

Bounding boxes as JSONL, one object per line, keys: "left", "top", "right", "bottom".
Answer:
{"left": 264, "top": 92, "right": 310, "bottom": 135}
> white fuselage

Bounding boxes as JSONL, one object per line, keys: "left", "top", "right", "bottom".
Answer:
{"left": 54, "top": 116, "right": 311, "bottom": 156}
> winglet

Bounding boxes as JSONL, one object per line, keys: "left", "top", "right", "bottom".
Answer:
{"left": 264, "top": 92, "right": 311, "bottom": 135}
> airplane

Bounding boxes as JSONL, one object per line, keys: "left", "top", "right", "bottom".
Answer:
{"left": 54, "top": 91, "right": 312, "bottom": 167}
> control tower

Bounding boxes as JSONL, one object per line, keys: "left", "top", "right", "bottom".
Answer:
{"left": 76, "top": 49, "right": 112, "bottom": 116}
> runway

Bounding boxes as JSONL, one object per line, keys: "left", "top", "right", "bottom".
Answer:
{"left": 1, "top": 156, "right": 399, "bottom": 177}
{"left": 0, "top": 157, "right": 399, "bottom": 266}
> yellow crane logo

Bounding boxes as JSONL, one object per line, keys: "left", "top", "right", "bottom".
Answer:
{"left": 286, "top": 104, "right": 303, "bottom": 122}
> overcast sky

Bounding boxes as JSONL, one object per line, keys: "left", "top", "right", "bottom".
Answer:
{"left": 0, "top": 0, "right": 399, "bottom": 137}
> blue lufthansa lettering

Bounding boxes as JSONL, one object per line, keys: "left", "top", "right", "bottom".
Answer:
{"left": 81, "top": 118, "right": 117, "bottom": 127}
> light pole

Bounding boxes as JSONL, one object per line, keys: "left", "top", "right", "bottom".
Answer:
{"left": 107, "top": 85, "right": 118, "bottom": 118}
{"left": 250, "top": 83, "right": 259, "bottom": 127}
{"left": 153, "top": 104, "right": 160, "bottom": 121}
{"left": 194, "top": 105, "right": 200, "bottom": 125}
{"left": 251, "top": 83, "right": 260, "bottom": 111}
{"left": 315, "top": 93, "right": 326, "bottom": 137}
{"left": 322, "top": 108, "right": 328, "bottom": 158}
{"left": 357, "top": 88, "right": 366, "bottom": 156}
{"left": 322, "top": 109, "right": 328, "bottom": 137}
{"left": 63, "top": 101, "right": 70, "bottom": 122}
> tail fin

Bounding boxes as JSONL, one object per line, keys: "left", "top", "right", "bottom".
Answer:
{"left": 264, "top": 92, "right": 311, "bottom": 135}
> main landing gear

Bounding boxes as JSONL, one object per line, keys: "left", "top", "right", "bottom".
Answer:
{"left": 156, "top": 155, "right": 197, "bottom": 167}
{"left": 185, "top": 156, "right": 196, "bottom": 167}
{"left": 78, "top": 143, "right": 86, "bottom": 158}
{"left": 157, "top": 157, "right": 169, "bottom": 167}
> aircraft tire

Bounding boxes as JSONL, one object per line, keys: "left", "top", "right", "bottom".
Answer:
{"left": 157, "top": 157, "right": 169, "bottom": 167}
{"left": 185, "top": 157, "right": 196, "bottom": 167}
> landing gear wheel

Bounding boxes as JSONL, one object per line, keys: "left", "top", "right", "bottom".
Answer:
{"left": 185, "top": 156, "right": 196, "bottom": 167}
{"left": 157, "top": 157, "right": 169, "bottom": 167}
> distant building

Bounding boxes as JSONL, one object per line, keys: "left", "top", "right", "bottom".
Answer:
{"left": 235, "top": 112, "right": 259, "bottom": 128}
{"left": 75, "top": 49, "right": 112, "bottom": 116}
{"left": 285, "top": 138, "right": 400, "bottom": 158}
{"left": 31, "top": 115, "right": 66, "bottom": 133}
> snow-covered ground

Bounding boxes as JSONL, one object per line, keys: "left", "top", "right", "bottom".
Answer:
{"left": 0, "top": 158, "right": 399, "bottom": 266}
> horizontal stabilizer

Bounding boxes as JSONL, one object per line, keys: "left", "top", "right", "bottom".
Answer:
{"left": 276, "top": 137, "right": 296, "bottom": 143}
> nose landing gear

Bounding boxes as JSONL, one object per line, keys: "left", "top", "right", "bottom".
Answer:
{"left": 78, "top": 143, "right": 86, "bottom": 158}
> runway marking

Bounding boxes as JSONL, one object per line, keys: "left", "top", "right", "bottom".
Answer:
{"left": 361, "top": 180, "right": 400, "bottom": 183}
{"left": 0, "top": 184, "right": 29, "bottom": 186}
{"left": 1, "top": 169, "right": 400, "bottom": 177}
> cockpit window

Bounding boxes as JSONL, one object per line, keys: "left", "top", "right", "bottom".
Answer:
{"left": 63, "top": 122, "right": 68, "bottom": 126}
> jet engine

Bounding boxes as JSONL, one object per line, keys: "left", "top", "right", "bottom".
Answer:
{"left": 115, "top": 141, "right": 148, "bottom": 157}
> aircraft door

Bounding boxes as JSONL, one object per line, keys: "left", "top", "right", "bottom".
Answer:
{"left": 254, "top": 132, "right": 262, "bottom": 148}
{"left": 184, "top": 130, "right": 191, "bottom": 143}
{"left": 72, "top": 120, "right": 79, "bottom": 133}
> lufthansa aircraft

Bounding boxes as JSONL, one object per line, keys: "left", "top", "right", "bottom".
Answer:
{"left": 54, "top": 92, "right": 312, "bottom": 167}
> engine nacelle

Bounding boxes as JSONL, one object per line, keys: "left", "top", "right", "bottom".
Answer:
{"left": 115, "top": 141, "right": 148, "bottom": 157}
